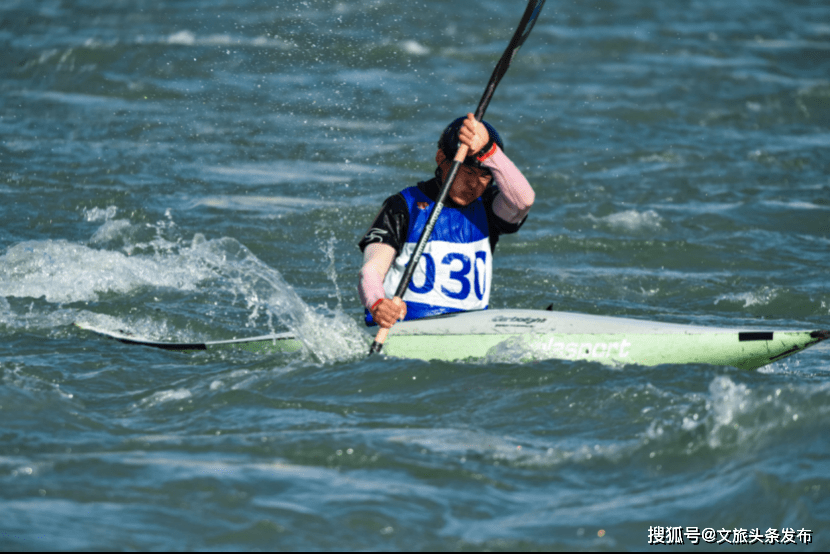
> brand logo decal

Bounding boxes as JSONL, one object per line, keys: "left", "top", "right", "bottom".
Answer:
{"left": 364, "top": 229, "right": 388, "bottom": 243}
{"left": 493, "top": 316, "right": 547, "bottom": 325}
{"left": 538, "top": 338, "right": 633, "bottom": 359}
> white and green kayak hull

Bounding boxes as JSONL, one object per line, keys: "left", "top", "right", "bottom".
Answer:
{"left": 75, "top": 309, "right": 828, "bottom": 371}
{"left": 379, "top": 310, "right": 829, "bottom": 370}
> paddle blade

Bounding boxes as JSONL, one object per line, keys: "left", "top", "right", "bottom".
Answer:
{"left": 517, "top": 0, "right": 546, "bottom": 49}
{"left": 369, "top": 328, "right": 388, "bottom": 355}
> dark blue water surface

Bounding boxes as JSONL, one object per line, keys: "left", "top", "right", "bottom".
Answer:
{"left": 2, "top": 0, "right": 829, "bottom": 550}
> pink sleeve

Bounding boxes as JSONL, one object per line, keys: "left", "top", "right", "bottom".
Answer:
{"left": 481, "top": 146, "right": 535, "bottom": 224}
{"left": 358, "top": 243, "right": 395, "bottom": 310}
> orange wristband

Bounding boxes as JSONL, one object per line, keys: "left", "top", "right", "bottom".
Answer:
{"left": 370, "top": 299, "right": 383, "bottom": 312}
{"left": 476, "top": 141, "right": 497, "bottom": 162}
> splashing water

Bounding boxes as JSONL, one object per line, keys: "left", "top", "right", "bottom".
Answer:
{"left": 322, "top": 233, "right": 343, "bottom": 310}
{"left": 1, "top": 215, "right": 367, "bottom": 363}
{"left": 186, "top": 235, "right": 367, "bottom": 364}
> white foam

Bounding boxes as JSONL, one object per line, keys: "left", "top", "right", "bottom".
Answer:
{"left": 400, "top": 40, "right": 430, "bottom": 56}
{"left": 707, "top": 376, "right": 751, "bottom": 429}
{"left": 0, "top": 297, "right": 11, "bottom": 325}
{"left": 202, "top": 160, "right": 378, "bottom": 185}
{"left": 167, "top": 30, "right": 196, "bottom": 45}
{"left": 0, "top": 239, "right": 212, "bottom": 303}
{"left": 138, "top": 388, "right": 193, "bottom": 408}
{"left": 164, "top": 30, "right": 293, "bottom": 49}
{"left": 762, "top": 200, "right": 828, "bottom": 211}
{"left": 192, "top": 195, "right": 336, "bottom": 213}
{"left": 89, "top": 219, "right": 133, "bottom": 244}
{"left": 388, "top": 428, "right": 519, "bottom": 455}
{"left": 220, "top": 245, "right": 366, "bottom": 363}
{"left": 714, "top": 287, "right": 778, "bottom": 308}
{"left": 2, "top": 212, "right": 367, "bottom": 362}
{"left": 588, "top": 209, "right": 663, "bottom": 232}
{"left": 83, "top": 206, "right": 118, "bottom": 222}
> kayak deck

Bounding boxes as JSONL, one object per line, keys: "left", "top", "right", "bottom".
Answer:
{"left": 75, "top": 310, "right": 829, "bottom": 370}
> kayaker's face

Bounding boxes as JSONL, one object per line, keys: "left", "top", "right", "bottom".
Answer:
{"left": 436, "top": 150, "right": 492, "bottom": 206}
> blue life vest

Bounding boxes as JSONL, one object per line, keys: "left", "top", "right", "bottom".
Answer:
{"left": 365, "top": 186, "right": 492, "bottom": 325}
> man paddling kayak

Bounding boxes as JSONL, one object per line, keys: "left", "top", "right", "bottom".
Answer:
{"left": 358, "top": 113, "right": 535, "bottom": 328}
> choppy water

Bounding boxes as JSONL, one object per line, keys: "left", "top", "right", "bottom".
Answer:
{"left": 2, "top": 0, "right": 829, "bottom": 550}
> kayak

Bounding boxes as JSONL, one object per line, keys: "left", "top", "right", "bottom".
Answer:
{"left": 75, "top": 309, "right": 829, "bottom": 370}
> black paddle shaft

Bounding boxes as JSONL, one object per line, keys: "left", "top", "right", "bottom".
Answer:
{"left": 370, "top": 0, "right": 546, "bottom": 354}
